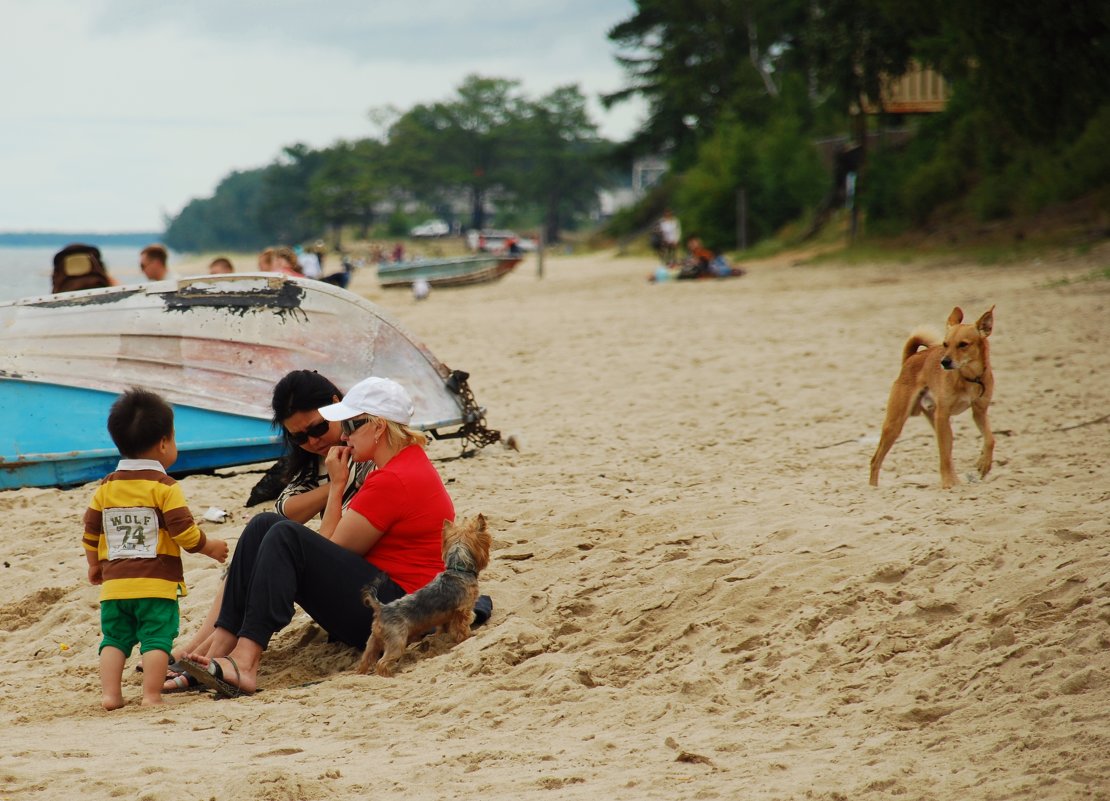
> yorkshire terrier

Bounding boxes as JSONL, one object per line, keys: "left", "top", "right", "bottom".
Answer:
{"left": 357, "top": 514, "right": 492, "bottom": 677}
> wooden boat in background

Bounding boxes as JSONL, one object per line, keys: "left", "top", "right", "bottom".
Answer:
{"left": 377, "top": 255, "right": 522, "bottom": 289}
{"left": 0, "top": 274, "right": 496, "bottom": 490}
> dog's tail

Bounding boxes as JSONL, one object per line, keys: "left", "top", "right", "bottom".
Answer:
{"left": 360, "top": 577, "right": 385, "bottom": 615}
{"left": 902, "top": 326, "right": 941, "bottom": 361}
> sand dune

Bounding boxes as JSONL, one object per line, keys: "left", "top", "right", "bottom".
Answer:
{"left": 1, "top": 245, "right": 1107, "bottom": 800}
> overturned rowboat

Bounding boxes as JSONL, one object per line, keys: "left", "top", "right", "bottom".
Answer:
{"left": 0, "top": 273, "right": 499, "bottom": 490}
{"left": 377, "top": 255, "right": 522, "bottom": 289}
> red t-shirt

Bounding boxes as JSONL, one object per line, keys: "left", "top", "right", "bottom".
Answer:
{"left": 346, "top": 445, "right": 454, "bottom": 593}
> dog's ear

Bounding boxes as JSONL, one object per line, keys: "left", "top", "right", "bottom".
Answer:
{"left": 976, "top": 306, "right": 995, "bottom": 337}
{"left": 475, "top": 512, "right": 487, "bottom": 530}
{"left": 947, "top": 307, "right": 964, "bottom": 327}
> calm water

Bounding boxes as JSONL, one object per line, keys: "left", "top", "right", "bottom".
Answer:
{"left": 0, "top": 245, "right": 176, "bottom": 303}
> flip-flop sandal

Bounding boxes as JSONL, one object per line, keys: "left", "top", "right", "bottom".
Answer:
{"left": 166, "top": 672, "right": 201, "bottom": 691}
{"left": 179, "top": 656, "right": 255, "bottom": 699}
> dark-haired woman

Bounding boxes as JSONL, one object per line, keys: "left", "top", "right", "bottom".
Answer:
{"left": 269, "top": 369, "right": 375, "bottom": 523}
{"left": 164, "top": 370, "right": 373, "bottom": 688}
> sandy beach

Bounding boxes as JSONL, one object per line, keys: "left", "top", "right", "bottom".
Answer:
{"left": 1, "top": 245, "right": 1108, "bottom": 800}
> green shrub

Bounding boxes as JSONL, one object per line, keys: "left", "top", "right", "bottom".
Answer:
{"left": 675, "top": 113, "right": 827, "bottom": 249}
{"left": 1027, "top": 103, "right": 1110, "bottom": 207}
{"left": 901, "top": 154, "right": 964, "bottom": 224}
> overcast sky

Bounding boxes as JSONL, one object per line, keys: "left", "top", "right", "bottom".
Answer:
{"left": 1, "top": 0, "right": 646, "bottom": 233}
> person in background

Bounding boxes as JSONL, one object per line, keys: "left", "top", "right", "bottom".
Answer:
{"left": 676, "top": 237, "right": 745, "bottom": 279}
{"left": 83, "top": 388, "right": 228, "bottom": 709}
{"left": 659, "top": 209, "right": 682, "bottom": 266}
{"left": 51, "top": 243, "right": 118, "bottom": 293}
{"left": 297, "top": 245, "right": 322, "bottom": 279}
{"left": 208, "top": 257, "right": 234, "bottom": 275}
{"left": 391, "top": 242, "right": 405, "bottom": 263}
{"left": 679, "top": 236, "right": 715, "bottom": 279}
{"left": 139, "top": 244, "right": 174, "bottom": 282}
{"left": 273, "top": 246, "right": 304, "bottom": 277}
{"left": 258, "top": 248, "right": 276, "bottom": 272}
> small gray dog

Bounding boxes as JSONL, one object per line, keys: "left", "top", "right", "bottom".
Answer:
{"left": 357, "top": 514, "right": 491, "bottom": 677}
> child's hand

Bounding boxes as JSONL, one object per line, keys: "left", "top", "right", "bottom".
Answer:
{"left": 202, "top": 537, "right": 229, "bottom": 564}
{"left": 87, "top": 563, "right": 102, "bottom": 585}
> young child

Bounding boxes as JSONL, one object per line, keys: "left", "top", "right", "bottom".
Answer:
{"left": 82, "top": 388, "right": 229, "bottom": 709}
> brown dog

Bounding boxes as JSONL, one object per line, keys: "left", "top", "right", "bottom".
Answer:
{"left": 357, "top": 514, "right": 491, "bottom": 677}
{"left": 869, "top": 306, "right": 995, "bottom": 488}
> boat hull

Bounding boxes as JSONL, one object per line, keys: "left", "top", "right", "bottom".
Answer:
{"left": 0, "top": 274, "right": 481, "bottom": 489}
{"left": 0, "top": 380, "right": 279, "bottom": 489}
{"left": 377, "top": 256, "right": 522, "bottom": 288}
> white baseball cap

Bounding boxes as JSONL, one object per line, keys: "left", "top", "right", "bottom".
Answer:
{"left": 318, "top": 377, "right": 415, "bottom": 425}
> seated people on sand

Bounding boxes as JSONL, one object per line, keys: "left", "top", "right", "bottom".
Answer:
{"left": 171, "top": 376, "right": 492, "bottom": 697}
{"left": 678, "top": 237, "right": 746, "bottom": 280}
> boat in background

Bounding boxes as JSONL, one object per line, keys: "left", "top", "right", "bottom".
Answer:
{"left": 0, "top": 274, "right": 498, "bottom": 490}
{"left": 377, "top": 254, "right": 523, "bottom": 289}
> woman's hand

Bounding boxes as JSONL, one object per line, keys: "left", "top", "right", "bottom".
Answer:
{"left": 324, "top": 445, "right": 352, "bottom": 486}
{"left": 319, "top": 445, "right": 352, "bottom": 540}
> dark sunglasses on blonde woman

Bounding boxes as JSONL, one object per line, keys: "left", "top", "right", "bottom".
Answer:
{"left": 288, "top": 420, "right": 330, "bottom": 445}
{"left": 341, "top": 417, "right": 371, "bottom": 437}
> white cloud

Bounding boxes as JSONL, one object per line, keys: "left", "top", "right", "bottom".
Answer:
{"left": 0, "top": 0, "right": 646, "bottom": 231}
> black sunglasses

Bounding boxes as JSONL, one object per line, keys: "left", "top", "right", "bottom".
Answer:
{"left": 341, "top": 416, "right": 371, "bottom": 436}
{"left": 288, "top": 420, "right": 330, "bottom": 445}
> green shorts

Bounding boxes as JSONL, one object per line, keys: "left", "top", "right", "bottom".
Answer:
{"left": 99, "top": 598, "right": 179, "bottom": 657}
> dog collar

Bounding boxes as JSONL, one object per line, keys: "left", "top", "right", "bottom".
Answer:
{"left": 445, "top": 566, "right": 478, "bottom": 577}
{"left": 967, "top": 374, "right": 986, "bottom": 395}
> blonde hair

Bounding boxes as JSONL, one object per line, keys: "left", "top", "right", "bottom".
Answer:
{"left": 372, "top": 416, "right": 427, "bottom": 449}
{"left": 258, "top": 247, "right": 276, "bottom": 270}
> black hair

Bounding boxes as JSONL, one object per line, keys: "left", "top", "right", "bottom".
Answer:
{"left": 270, "top": 370, "right": 343, "bottom": 481}
{"left": 107, "top": 387, "right": 174, "bottom": 458}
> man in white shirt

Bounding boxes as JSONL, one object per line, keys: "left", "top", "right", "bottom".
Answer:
{"left": 659, "top": 208, "right": 681, "bottom": 265}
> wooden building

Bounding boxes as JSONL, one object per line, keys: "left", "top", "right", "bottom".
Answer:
{"left": 862, "top": 62, "right": 950, "bottom": 114}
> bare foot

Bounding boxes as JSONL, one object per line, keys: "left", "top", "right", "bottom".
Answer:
{"left": 102, "top": 693, "right": 125, "bottom": 711}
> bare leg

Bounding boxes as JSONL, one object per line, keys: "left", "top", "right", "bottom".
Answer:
{"left": 140, "top": 650, "right": 169, "bottom": 706}
{"left": 173, "top": 579, "right": 226, "bottom": 659}
{"left": 99, "top": 646, "right": 126, "bottom": 711}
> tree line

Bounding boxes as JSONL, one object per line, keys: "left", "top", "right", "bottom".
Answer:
{"left": 603, "top": 0, "right": 1110, "bottom": 248}
{"left": 168, "top": 3, "right": 1108, "bottom": 254}
{"left": 164, "top": 77, "right": 610, "bottom": 252}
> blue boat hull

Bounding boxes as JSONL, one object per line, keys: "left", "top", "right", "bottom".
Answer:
{"left": 0, "top": 380, "right": 283, "bottom": 490}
